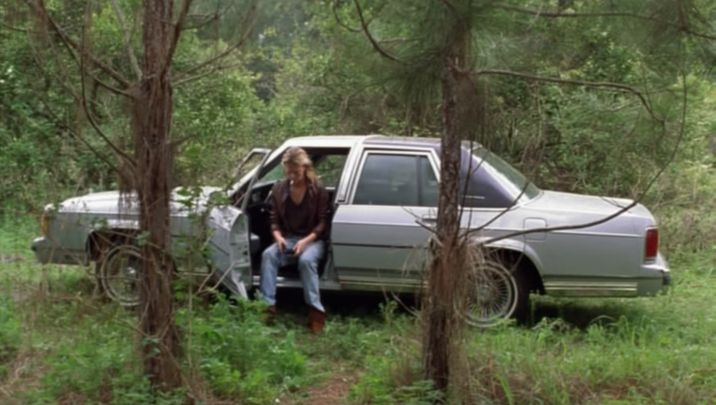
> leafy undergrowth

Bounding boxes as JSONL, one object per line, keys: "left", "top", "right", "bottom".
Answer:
{"left": 2, "top": 218, "right": 715, "bottom": 404}
{"left": 352, "top": 249, "right": 716, "bottom": 405}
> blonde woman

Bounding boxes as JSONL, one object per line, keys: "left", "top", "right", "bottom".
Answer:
{"left": 260, "top": 147, "right": 329, "bottom": 332}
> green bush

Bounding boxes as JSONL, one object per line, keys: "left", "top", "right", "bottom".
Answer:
{"left": 180, "top": 296, "right": 307, "bottom": 404}
{"left": 0, "top": 296, "right": 21, "bottom": 378}
{"left": 350, "top": 348, "right": 442, "bottom": 405}
{"left": 21, "top": 304, "right": 185, "bottom": 405}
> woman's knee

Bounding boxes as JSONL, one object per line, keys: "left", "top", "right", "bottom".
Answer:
{"left": 262, "top": 244, "right": 280, "bottom": 263}
{"left": 297, "top": 255, "right": 319, "bottom": 272}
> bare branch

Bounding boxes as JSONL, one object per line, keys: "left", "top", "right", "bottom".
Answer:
{"left": 78, "top": 9, "right": 136, "bottom": 170}
{"left": 109, "top": 0, "right": 142, "bottom": 80}
{"left": 475, "top": 68, "right": 664, "bottom": 124}
{"left": 173, "top": 61, "right": 244, "bottom": 86}
{"left": 37, "top": 97, "right": 120, "bottom": 174}
{"left": 182, "top": 12, "right": 220, "bottom": 31}
{"left": 0, "top": 20, "right": 28, "bottom": 33}
{"left": 493, "top": 4, "right": 716, "bottom": 41}
{"left": 166, "top": 0, "right": 193, "bottom": 66}
{"left": 25, "top": 32, "right": 127, "bottom": 180}
{"left": 181, "top": 1, "right": 236, "bottom": 32}
{"left": 332, "top": 0, "right": 360, "bottom": 33}
{"left": 353, "top": 0, "right": 405, "bottom": 64}
{"left": 174, "top": 1, "right": 257, "bottom": 82}
{"left": 23, "top": 0, "right": 133, "bottom": 97}
{"left": 25, "top": 0, "right": 131, "bottom": 88}
{"left": 474, "top": 72, "right": 688, "bottom": 247}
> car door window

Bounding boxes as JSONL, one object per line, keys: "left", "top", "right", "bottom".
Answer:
{"left": 353, "top": 153, "right": 437, "bottom": 207}
{"left": 419, "top": 156, "right": 439, "bottom": 207}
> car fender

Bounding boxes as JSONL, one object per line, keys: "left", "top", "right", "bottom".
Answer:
{"left": 469, "top": 235, "right": 545, "bottom": 277}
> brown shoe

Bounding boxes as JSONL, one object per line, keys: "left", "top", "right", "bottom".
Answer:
{"left": 308, "top": 308, "right": 326, "bottom": 333}
{"left": 264, "top": 305, "right": 277, "bottom": 324}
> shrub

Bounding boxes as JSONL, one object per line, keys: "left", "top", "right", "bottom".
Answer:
{"left": 0, "top": 296, "right": 21, "bottom": 378}
{"left": 180, "top": 296, "right": 307, "bottom": 404}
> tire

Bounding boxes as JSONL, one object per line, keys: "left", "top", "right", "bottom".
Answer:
{"left": 98, "top": 245, "right": 142, "bottom": 307}
{"left": 466, "top": 259, "right": 530, "bottom": 327}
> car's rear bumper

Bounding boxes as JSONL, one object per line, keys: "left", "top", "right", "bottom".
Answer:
{"left": 637, "top": 253, "right": 670, "bottom": 295}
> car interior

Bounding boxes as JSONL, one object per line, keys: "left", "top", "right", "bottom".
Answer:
{"left": 231, "top": 147, "right": 350, "bottom": 278}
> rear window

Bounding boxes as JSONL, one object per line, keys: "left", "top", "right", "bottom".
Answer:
{"left": 459, "top": 146, "right": 539, "bottom": 208}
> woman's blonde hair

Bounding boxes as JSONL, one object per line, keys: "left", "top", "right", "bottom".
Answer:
{"left": 282, "top": 147, "right": 317, "bottom": 183}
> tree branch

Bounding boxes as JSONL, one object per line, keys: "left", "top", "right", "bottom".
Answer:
{"left": 473, "top": 69, "right": 689, "bottom": 247}
{"left": 173, "top": 61, "right": 244, "bottom": 86}
{"left": 26, "top": 0, "right": 131, "bottom": 88}
{"left": 109, "top": 0, "right": 142, "bottom": 80}
{"left": 24, "top": 0, "right": 133, "bottom": 97}
{"left": 475, "top": 68, "right": 663, "bottom": 124}
{"left": 173, "top": 2, "right": 257, "bottom": 84}
{"left": 332, "top": 0, "right": 360, "bottom": 33}
{"left": 0, "top": 20, "right": 28, "bottom": 33}
{"left": 181, "top": 12, "right": 220, "bottom": 31}
{"left": 353, "top": 0, "right": 405, "bottom": 64}
{"left": 166, "top": 0, "right": 193, "bottom": 67}
{"left": 78, "top": 10, "right": 137, "bottom": 170}
{"left": 493, "top": 4, "right": 716, "bottom": 41}
{"left": 37, "top": 97, "right": 120, "bottom": 174}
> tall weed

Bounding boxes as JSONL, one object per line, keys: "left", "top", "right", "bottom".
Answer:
{"left": 180, "top": 296, "right": 307, "bottom": 404}
{"left": 0, "top": 296, "right": 21, "bottom": 378}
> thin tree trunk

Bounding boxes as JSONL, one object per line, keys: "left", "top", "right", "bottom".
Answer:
{"left": 423, "top": 6, "right": 474, "bottom": 397}
{"left": 131, "top": 0, "right": 181, "bottom": 389}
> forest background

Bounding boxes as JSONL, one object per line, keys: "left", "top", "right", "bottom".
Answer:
{"left": 1, "top": 0, "right": 715, "bottom": 404}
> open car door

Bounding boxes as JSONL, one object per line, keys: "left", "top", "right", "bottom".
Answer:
{"left": 207, "top": 148, "right": 271, "bottom": 297}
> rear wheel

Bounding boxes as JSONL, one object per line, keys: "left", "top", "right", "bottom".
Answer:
{"left": 98, "top": 245, "right": 142, "bottom": 307}
{"left": 466, "top": 259, "right": 530, "bottom": 327}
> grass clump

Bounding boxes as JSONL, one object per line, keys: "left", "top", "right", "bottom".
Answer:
{"left": 19, "top": 301, "right": 185, "bottom": 405}
{"left": 349, "top": 337, "right": 442, "bottom": 405}
{"left": 180, "top": 295, "right": 307, "bottom": 404}
{"left": 0, "top": 296, "right": 21, "bottom": 378}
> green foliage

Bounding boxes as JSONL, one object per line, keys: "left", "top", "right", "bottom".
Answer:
{"left": 349, "top": 335, "right": 443, "bottom": 405}
{"left": 347, "top": 250, "right": 716, "bottom": 405}
{"left": 1, "top": 2, "right": 715, "bottom": 401}
{"left": 179, "top": 296, "right": 307, "bottom": 403}
{"left": 0, "top": 296, "right": 21, "bottom": 379}
{"left": 19, "top": 304, "right": 184, "bottom": 405}
{"left": 2, "top": 208, "right": 715, "bottom": 403}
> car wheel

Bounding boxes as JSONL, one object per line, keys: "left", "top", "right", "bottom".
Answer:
{"left": 466, "top": 259, "right": 530, "bottom": 327}
{"left": 98, "top": 245, "right": 142, "bottom": 307}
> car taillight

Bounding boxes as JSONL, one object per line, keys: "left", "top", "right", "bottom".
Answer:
{"left": 644, "top": 228, "right": 659, "bottom": 261}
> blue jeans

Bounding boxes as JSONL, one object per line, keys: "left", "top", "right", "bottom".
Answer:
{"left": 259, "top": 237, "right": 325, "bottom": 313}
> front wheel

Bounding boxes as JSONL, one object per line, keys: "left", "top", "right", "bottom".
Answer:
{"left": 466, "top": 259, "right": 530, "bottom": 327}
{"left": 98, "top": 245, "right": 142, "bottom": 307}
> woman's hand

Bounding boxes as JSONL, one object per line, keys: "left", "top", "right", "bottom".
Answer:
{"left": 273, "top": 231, "right": 287, "bottom": 253}
{"left": 294, "top": 233, "right": 316, "bottom": 256}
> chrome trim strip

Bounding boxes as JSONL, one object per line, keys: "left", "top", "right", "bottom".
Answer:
{"left": 338, "top": 275, "right": 423, "bottom": 286}
{"left": 544, "top": 280, "right": 638, "bottom": 297}
{"left": 332, "top": 220, "right": 427, "bottom": 227}
{"left": 332, "top": 242, "right": 423, "bottom": 249}
{"left": 551, "top": 230, "right": 640, "bottom": 238}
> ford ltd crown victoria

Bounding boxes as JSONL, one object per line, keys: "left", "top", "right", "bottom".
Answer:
{"left": 32, "top": 135, "right": 671, "bottom": 326}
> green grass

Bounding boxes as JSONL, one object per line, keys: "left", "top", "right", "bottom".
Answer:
{"left": 351, "top": 249, "right": 716, "bottom": 405}
{"left": 2, "top": 217, "right": 715, "bottom": 404}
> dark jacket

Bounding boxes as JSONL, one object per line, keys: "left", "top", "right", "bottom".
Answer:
{"left": 269, "top": 179, "right": 329, "bottom": 239}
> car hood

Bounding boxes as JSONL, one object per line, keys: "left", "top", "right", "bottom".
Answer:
{"left": 56, "top": 187, "right": 223, "bottom": 215}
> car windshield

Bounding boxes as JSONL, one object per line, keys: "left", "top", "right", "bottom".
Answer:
{"left": 470, "top": 145, "right": 540, "bottom": 204}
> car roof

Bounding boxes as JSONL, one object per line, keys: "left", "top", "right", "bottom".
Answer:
{"left": 281, "top": 135, "right": 377, "bottom": 149}
{"left": 282, "top": 135, "right": 442, "bottom": 149}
